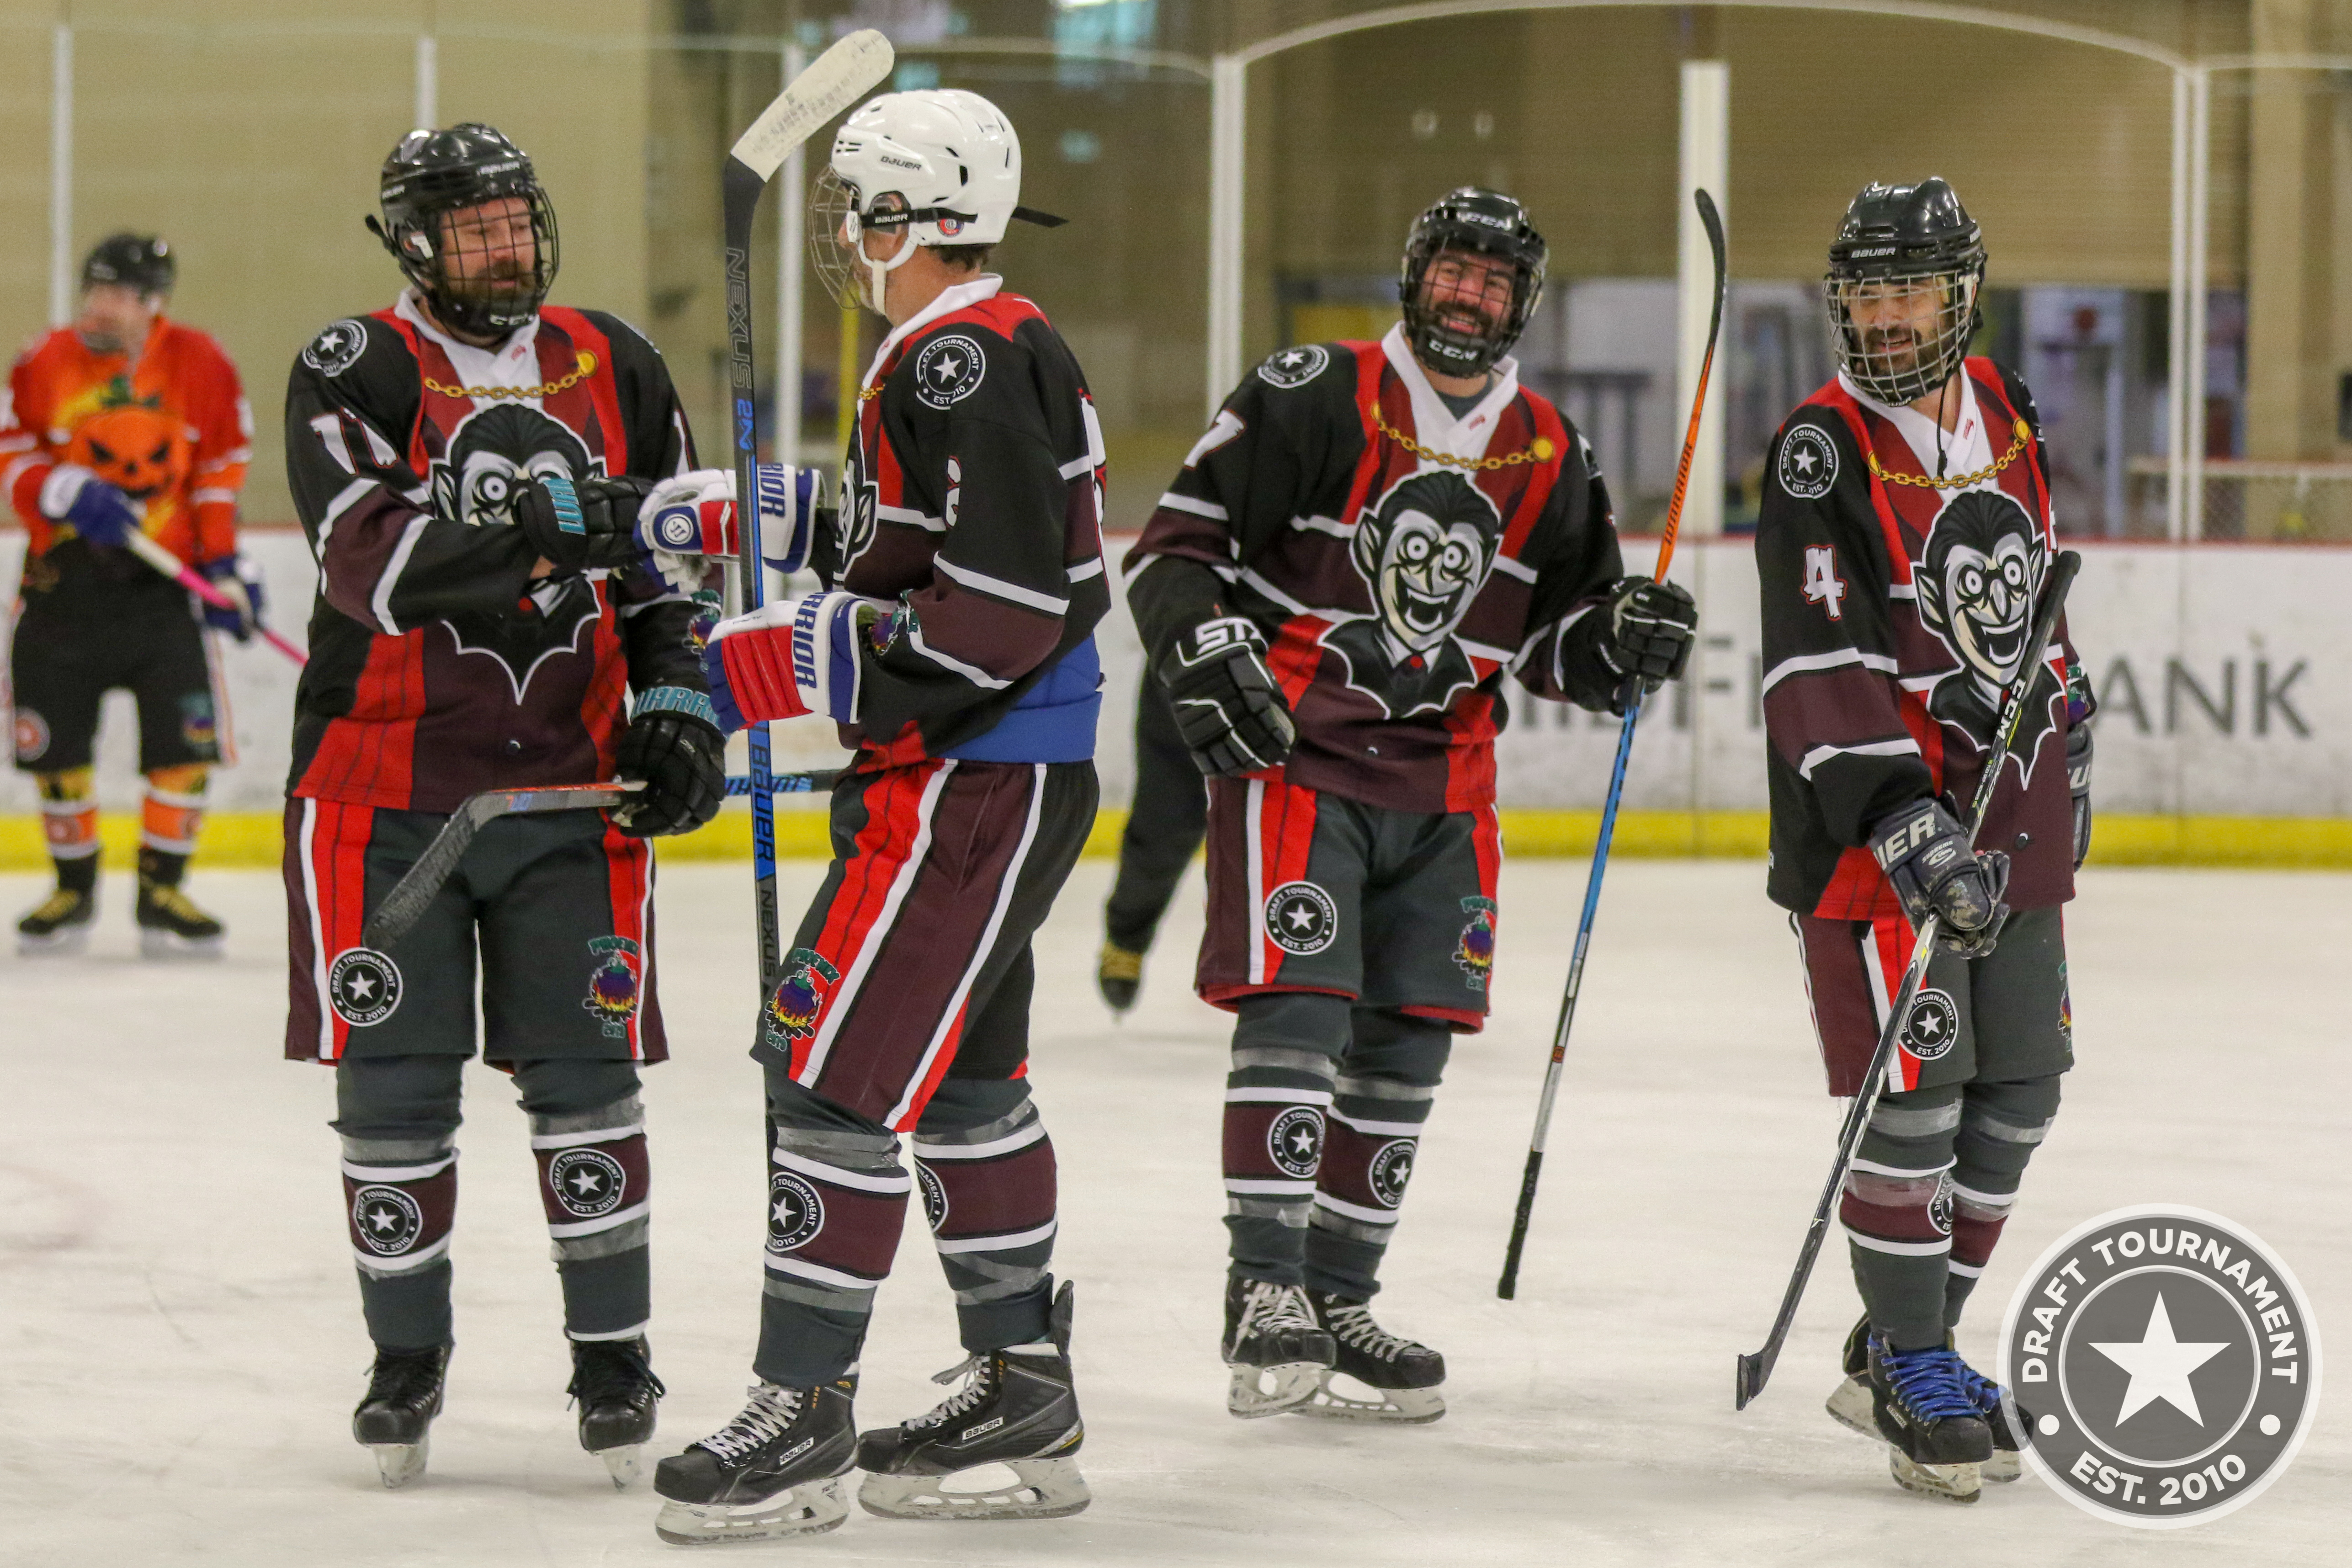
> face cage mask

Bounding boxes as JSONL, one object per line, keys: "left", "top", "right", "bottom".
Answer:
{"left": 400, "top": 187, "right": 560, "bottom": 340}
{"left": 808, "top": 169, "right": 923, "bottom": 317}
{"left": 1825, "top": 264, "right": 1982, "bottom": 406}
{"left": 1400, "top": 245, "right": 1539, "bottom": 378}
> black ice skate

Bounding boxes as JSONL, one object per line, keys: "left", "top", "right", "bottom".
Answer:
{"left": 135, "top": 877, "right": 224, "bottom": 959}
{"left": 1299, "top": 1291, "right": 1446, "bottom": 1423}
{"left": 1826, "top": 1317, "right": 2027, "bottom": 1484}
{"left": 652, "top": 1377, "right": 858, "bottom": 1544}
{"left": 1096, "top": 941, "right": 1142, "bottom": 1014}
{"left": 568, "top": 1335, "right": 665, "bottom": 1488}
{"left": 353, "top": 1343, "right": 451, "bottom": 1489}
{"left": 16, "top": 885, "right": 96, "bottom": 955}
{"left": 1222, "top": 1276, "right": 1335, "bottom": 1418}
{"left": 855, "top": 1281, "right": 1089, "bottom": 1520}
{"left": 1857, "top": 1330, "right": 1994, "bottom": 1503}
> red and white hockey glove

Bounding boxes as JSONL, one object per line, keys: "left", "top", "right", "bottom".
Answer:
{"left": 637, "top": 465, "right": 825, "bottom": 594}
{"left": 701, "top": 590, "right": 884, "bottom": 732}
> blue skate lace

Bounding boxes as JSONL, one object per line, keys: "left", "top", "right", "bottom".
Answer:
{"left": 1950, "top": 1357, "right": 2009, "bottom": 1422}
{"left": 697, "top": 1384, "right": 806, "bottom": 1463}
{"left": 1877, "top": 1345, "right": 1982, "bottom": 1424}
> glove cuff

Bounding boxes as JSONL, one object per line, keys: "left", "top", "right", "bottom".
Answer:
{"left": 632, "top": 685, "right": 722, "bottom": 733}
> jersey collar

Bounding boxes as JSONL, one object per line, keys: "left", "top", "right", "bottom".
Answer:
{"left": 1380, "top": 322, "right": 1522, "bottom": 462}
{"left": 1838, "top": 367, "right": 1992, "bottom": 482}
{"left": 864, "top": 274, "right": 1004, "bottom": 392}
{"left": 396, "top": 287, "right": 544, "bottom": 392}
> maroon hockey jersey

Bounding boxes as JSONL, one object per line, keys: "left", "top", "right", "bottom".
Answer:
{"left": 282, "top": 294, "right": 704, "bottom": 813}
{"left": 1126, "top": 328, "right": 1626, "bottom": 815}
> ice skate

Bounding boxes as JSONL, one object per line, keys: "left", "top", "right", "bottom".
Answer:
{"left": 352, "top": 1344, "right": 450, "bottom": 1489}
{"left": 1096, "top": 941, "right": 1142, "bottom": 1014}
{"left": 16, "top": 885, "right": 95, "bottom": 955}
{"left": 856, "top": 1281, "right": 1089, "bottom": 1520}
{"left": 568, "top": 1335, "right": 664, "bottom": 1487}
{"left": 1299, "top": 1290, "right": 1445, "bottom": 1423}
{"left": 135, "top": 878, "right": 223, "bottom": 959}
{"left": 1222, "top": 1276, "right": 1335, "bottom": 1418}
{"left": 1860, "top": 1331, "right": 1992, "bottom": 1503}
{"left": 652, "top": 1377, "right": 857, "bottom": 1544}
{"left": 1951, "top": 1344, "right": 2033, "bottom": 1483}
{"left": 1827, "top": 1317, "right": 2025, "bottom": 1484}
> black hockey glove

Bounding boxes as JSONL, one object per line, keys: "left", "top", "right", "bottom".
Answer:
{"left": 1870, "top": 798, "right": 2010, "bottom": 959}
{"left": 610, "top": 695, "right": 726, "bottom": 838}
{"left": 2067, "top": 723, "right": 2093, "bottom": 872}
{"left": 1598, "top": 576, "right": 1698, "bottom": 695}
{"left": 1157, "top": 615, "right": 1297, "bottom": 779}
{"left": 515, "top": 473, "right": 657, "bottom": 574}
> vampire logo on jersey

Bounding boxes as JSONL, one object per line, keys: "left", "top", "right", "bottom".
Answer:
{"left": 430, "top": 403, "right": 605, "bottom": 699}
{"left": 1917, "top": 488, "right": 2060, "bottom": 781}
{"left": 1323, "top": 469, "right": 1502, "bottom": 718}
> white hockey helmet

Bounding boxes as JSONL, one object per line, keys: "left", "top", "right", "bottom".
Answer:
{"left": 809, "top": 88, "right": 1064, "bottom": 312}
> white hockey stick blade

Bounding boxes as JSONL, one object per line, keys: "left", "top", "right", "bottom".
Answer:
{"left": 730, "top": 28, "right": 894, "bottom": 181}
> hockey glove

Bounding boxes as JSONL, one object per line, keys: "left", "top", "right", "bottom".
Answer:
{"left": 38, "top": 464, "right": 140, "bottom": 549}
{"left": 637, "top": 465, "right": 825, "bottom": 594}
{"left": 1598, "top": 576, "right": 1698, "bottom": 694}
{"left": 1870, "top": 798, "right": 2011, "bottom": 959}
{"left": 195, "top": 554, "right": 265, "bottom": 641}
{"left": 611, "top": 690, "right": 727, "bottom": 837}
{"left": 1157, "top": 615, "right": 1296, "bottom": 778}
{"left": 514, "top": 473, "right": 657, "bottom": 574}
{"left": 701, "top": 590, "right": 883, "bottom": 732}
{"left": 2067, "top": 723, "right": 2093, "bottom": 872}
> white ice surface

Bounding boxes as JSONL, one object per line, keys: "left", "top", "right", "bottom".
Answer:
{"left": 0, "top": 859, "right": 2344, "bottom": 1566}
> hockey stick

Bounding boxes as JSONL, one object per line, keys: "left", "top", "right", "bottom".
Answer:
{"left": 1497, "top": 190, "right": 1726, "bottom": 1301}
{"left": 1732, "top": 547, "right": 2082, "bottom": 1409}
{"left": 361, "top": 768, "right": 845, "bottom": 951}
{"left": 720, "top": 27, "right": 893, "bottom": 1028}
{"left": 121, "top": 530, "right": 307, "bottom": 666}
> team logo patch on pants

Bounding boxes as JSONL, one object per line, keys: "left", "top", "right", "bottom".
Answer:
{"left": 1901, "top": 988, "right": 1959, "bottom": 1059}
{"left": 12, "top": 708, "right": 49, "bottom": 763}
{"left": 1265, "top": 881, "right": 1338, "bottom": 956}
{"left": 582, "top": 936, "right": 642, "bottom": 1038}
{"left": 765, "top": 947, "right": 840, "bottom": 1049}
{"left": 327, "top": 947, "right": 403, "bottom": 1027}
{"left": 1453, "top": 896, "right": 1497, "bottom": 989}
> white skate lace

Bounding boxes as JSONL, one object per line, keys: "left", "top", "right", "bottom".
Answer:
{"left": 696, "top": 1383, "right": 807, "bottom": 1463}
{"left": 1245, "top": 1281, "right": 1320, "bottom": 1336}
{"left": 909, "top": 1354, "right": 999, "bottom": 1429}
{"left": 1320, "top": 1301, "right": 1424, "bottom": 1365}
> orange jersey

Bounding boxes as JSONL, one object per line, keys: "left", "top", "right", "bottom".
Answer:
{"left": 0, "top": 316, "right": 250, "bottom": 570}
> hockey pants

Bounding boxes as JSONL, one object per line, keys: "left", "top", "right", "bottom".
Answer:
{"left": 1103, "top": 675, "right": 1206, "bottom": 955}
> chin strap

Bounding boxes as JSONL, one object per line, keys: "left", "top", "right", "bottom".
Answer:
{"left": 862, "top": 225, "right": 921, "bottom": 314}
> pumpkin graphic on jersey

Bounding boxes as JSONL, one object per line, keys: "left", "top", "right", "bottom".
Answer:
{"left": 66, "top": 404, "right": 190, "bottom": 502}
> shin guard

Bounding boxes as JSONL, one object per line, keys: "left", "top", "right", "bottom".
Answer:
{"left": 1843, "top": 1083, "right": 1962, "bottom": 1351}
{"left": 1223, "top": 994, "right": 1346, "bottom": 1287}
{"left": 531, "top": 1096, "right": 652, "bottom": 1340}
{"left": 755, "top": 1120, "right": 910, "bottom": 1387}
{"left": 913, "top": 1082, "right": 1058, "bottom": 1353}
{"left": 342, "top": 1134, "right": 458, "bottom": 1349}
{"left": 1305, "top": 1010, "right": 1448, "bottom": 1301}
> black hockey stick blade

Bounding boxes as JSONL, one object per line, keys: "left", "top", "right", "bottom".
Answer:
{"left": 363, "top": 782, "right": 641, "bottom": 953}
{"left": 1733, "top": 551, "right": 2081, "bottom": 1409}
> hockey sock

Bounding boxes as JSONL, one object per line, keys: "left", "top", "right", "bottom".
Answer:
{"left": 1223, "top": 992, "right": 1347, "bottom": 1287}
{"left": 912, "top": 1078, "right": 1059, "bottom": 1353}
{"left": 515, "top": 1062, "right": 652, "bottom": 1342}
{"left": 1305, "top": 1009, "right": 1450, "bottom": 1301}
{"left": 37, "top": 768, "right": 98, "bottom": 890}
{"left": 140, "top": 765, "right": 209, "bottom": 875}
{"left": 1943, "top": 1074, "right": 2063, "bottom": 1328}
{"left": 341, "top": 1132, "right": 460, "bottom": 1349}
{"left": 755, "top": 1076, "right": 910, "bottom": 1387}
{"left": 1842, "top": 1081, "right": 1963, "bottom": 1350}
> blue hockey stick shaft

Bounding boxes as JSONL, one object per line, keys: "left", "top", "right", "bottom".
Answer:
{"left": 725, "top": 770, "right": 843, "bottom": 796}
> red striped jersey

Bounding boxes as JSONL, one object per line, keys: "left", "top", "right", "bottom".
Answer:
{"left": 1757, "top": 356, "right": 2086, "bottom": 920}
{"left": 824, "top": 276, "right": 1109, "bottom": 766}
{"left": 281, "top": 292, "right": 705, "bottom": 813}
{"left": 1126, "top": 327, "right": 1627, "bottom": 816}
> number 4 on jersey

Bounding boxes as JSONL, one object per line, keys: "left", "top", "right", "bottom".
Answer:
{"left": 1802, "top": 545, "right": 1847, "bottom": 621}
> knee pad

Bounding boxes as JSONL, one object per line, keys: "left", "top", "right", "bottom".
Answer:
{"left": 530, "top": 1095, "right": 649, "bottom": 1262}
{"left": 341, "top": 1133, "right": 457, "bottom": 1281}
{"left": 911, "top": 1089, "right": 1056, "bottom": 1304}
{"left": 762, "top": 1114, "right": 909, "bottom": 1313}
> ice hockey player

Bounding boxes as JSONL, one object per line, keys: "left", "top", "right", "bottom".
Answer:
{"left": 4, "top": 233, "right": 258, "bottom": 956}
{"left": 1124, "top": 187, "right": 1697, "bottom": 1424}
{"left": 1757, "top": 177, "right": 2092, "bottom": 1503}
{"left": 646, "top": 89, "right": 1105, "bottom": 1544}
{"left": 281, "top": 124, "right": 724, "bottom": 1489}
{"left": 1094, "top": 676, "right": 1206, "bottom": 1012}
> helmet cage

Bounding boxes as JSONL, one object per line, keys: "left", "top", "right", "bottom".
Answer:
{"left": 1824, "top": 260, "right": 1983, "bottom": 407}
{"left": 1398, "top": 195, "right": 1547, "bottom": 378}
{"left": 807, "top": 170, "right": 926, "bottom": 315}
{"left": 377, "top": 136, "right": 559, "bottom": 339}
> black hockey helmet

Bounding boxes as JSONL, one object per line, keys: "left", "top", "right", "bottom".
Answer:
{"left": 82, "top": 233, "right": 175, "bottom": 298}
{"left": 1398, "top": 186, "right": 1547, "bottom": 377}
{"left": 367, "top": 122, "right": 559, "bottom": 340}
{"left": 1824, "top": 177, "right": 1985, "bottom": 405}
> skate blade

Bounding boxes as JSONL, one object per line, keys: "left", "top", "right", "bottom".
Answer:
{"left": 370, "top": 1440, "right": 429, "bottom": 1489}
{"left": 597, "top": 1443, "right": 644, "bottom": 1488}
{"left": 1888, "top": 1449, "right": 1981, "bottom": 1504}
{"left": 654, "top": 1476, "right": 849, "bottom": 1544}
{"left": 1823, "top": 1375, "right": 1875, "bottom": 1440}
{"left": 1984, "top": 1448, "right": 2023, "bottom": 1484}
{"left": 139, "top": 927, "right": 224, "bottom": 960}
{"left": 1298, "top": 1371, "right": 1445, "bottom": 1424}
{"left": 858, "top": 1457, "right": 1091, "bottom": 1521}
{"left": 17, "top": 926, "right": 90, "bottom": 956}
{"left": 1227, "top": 1361, "right": 1323, "bottom": 1418}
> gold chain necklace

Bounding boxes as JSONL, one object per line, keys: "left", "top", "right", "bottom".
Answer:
{"left": 1866, "top": 420, "right": 2031, "bottom": 489}
{"left": 1372, "top": 406, "right": 1555, "bottom": 470}
{"left": 423, "top": 350, "right": 598, "bottom": 401}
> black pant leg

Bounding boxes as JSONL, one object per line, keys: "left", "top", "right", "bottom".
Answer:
{"left": 1104, "top": 676, "right": 1207, "bottom": 954}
